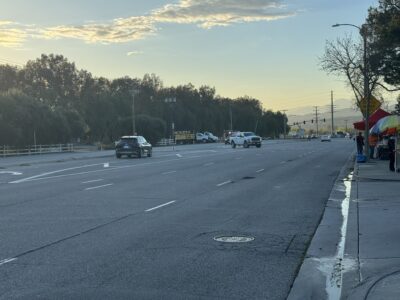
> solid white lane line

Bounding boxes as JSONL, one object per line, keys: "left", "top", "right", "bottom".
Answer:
{"left": 103, "top": 163, "right": 110, "bottom": 168}
{"left": 176, "top": 154, "right": 182, "bottom": 158}
{"left": 9, "top": 150, "right": 246, "bottom": 184}
{"left": 217, "top": 180, "right": 232, "bottom": 187}
{"left": 162, "top": 170, "right": 177, "bottom": 175}
{"left": 81, "top": 179, "right": 104, "bottom": 184}
{"left": 256, "top": 168, "right": 264, "bottom": 173}
{"left": 84, "top": 183, "right": 113, "bottom": 191}
{"left": 0, "top": 258, "right": 17, "bottom": 266}
{"left": 145, "top": 201, "right": 176, "bottom": 212}
{"left": 10, "top": 163, "right": 108, "bottom": 184}
{"left": 204, "top": 162, "right": 215, "bottom": 166}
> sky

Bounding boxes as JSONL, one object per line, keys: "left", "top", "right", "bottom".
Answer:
{"left": 0, "top": 0, "right": 384, "bottom": 113}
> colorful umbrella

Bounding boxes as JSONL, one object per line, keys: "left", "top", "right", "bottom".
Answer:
{"left": 369, "top": 115, "right": 400, "bottom": 134}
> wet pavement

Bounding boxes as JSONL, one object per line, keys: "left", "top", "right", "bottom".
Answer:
{"left": 288, "top": 157, "right": 400, "bottom": 300}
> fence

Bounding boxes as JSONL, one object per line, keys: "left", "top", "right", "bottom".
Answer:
{"left": 156, "top": 138, "right": 176, "bottom": 146}
{"left": 1, "top": 144, "right": 75, "bottom": 157}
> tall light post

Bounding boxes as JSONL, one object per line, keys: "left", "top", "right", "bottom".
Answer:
{"left": 282, "top": 110, "right": 288, "bottom": 139}
{"left": 165, "top": 97, "right": 177, "bottom": 140}
{"left": 130, "top": 89, "right": 139, "bottom": 135}
{"left": 332, "top": 23, "right": 370, "bottom": 160}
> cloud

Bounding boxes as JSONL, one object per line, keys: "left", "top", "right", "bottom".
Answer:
{"left": 0, "top": 21, "right": 27, "bottom": 47}
{"left": 41, "top": 16, "right": 156, "bottom": 44}
{"left": 127, "top": 51, "right": 144, "bottom": 56}
{"left": 152, "top": 0, "right": 295, "bottom": 28}
{"left": 0, "top": 0, "right": 295, "bottom": 47}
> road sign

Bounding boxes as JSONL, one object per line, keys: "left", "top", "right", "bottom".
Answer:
{"left": 358, "top": 95, "right": 381, "bottom": 117}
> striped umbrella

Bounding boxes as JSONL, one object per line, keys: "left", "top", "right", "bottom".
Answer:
{"left": 369, "top": 115, "right": 400, "bottom": 134}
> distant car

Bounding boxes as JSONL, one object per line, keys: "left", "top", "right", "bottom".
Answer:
{"left": 230, "top": 131, "right": 262, "bottom": 148}
{"left": 203, "top": 131, "right": 219, "bottom": 142}
{"left": 196, "top": 133, "right": 208, "bottom": 143}
{"left": 115, "top": 136, "right": 152, "bottom": 158}
{"left": 320, "top": 135, "right": 331, "bottom": 142}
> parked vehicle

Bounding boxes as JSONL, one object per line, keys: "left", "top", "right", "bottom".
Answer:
{"left": 175, "top": 131, "right": 195, "bottom": 144}
{"left": 320, "top": 135, "right": 331, "bottom": 142}
{"left": 115, "top": 136, "right": 152, "bottom": 158}
{"left": 230, "top": 131, "right": 262, "bottom": 148}
{"left": 196, "top": 133, "right": 208, "bottom": 143}
{"left": 203, "top": 132, "right": 219, "bottom": 142}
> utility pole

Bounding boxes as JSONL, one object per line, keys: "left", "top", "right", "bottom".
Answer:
{"left": 345, "top": 119, "right": 348, "bottom": 133}
{"left": 314, "top": 106, "right": 319, "bottom": 136}
{"left": 229, "top": 103, "right": 233, "bottom": 131}
{"left": 282, "top": 109, "right": 288, "bottom": 139}
{"left": 331, "top": 91, "right": 334, "bottom": 136}
{"left": 130, "top": 89, "right": 139, "bottom": 135}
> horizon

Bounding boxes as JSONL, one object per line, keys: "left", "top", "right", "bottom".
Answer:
{"left": 0, "top": 0, "right": 389, "bottom": 112}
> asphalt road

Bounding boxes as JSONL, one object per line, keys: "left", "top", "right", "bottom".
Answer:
{"left": 0, "top": 139, "right": 354, "bottom": 299}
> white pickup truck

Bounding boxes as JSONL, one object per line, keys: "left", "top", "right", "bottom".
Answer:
{"left": 229, "top": 131, "right": 262, "bottom": 148}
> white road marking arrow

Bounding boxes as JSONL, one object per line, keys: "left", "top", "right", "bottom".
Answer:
{"left": 0, "top": 171, "right": 22, "bottom": 176}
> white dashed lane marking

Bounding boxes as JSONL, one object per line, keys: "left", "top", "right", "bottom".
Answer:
{"left": 84, "top": 183, "right": 113, "bottom": 191}
{"left": 145, "top": 201, "right": 176, "bottom": 212}
{"left": 217, "top": 180, "right": 232, "bottom": 187}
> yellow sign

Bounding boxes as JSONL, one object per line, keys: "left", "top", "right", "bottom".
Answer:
{"left": 358, "top": 95, "right": 381, "bottom": 117}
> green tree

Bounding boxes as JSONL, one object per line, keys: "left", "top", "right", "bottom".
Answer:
{"left": 367, "top": 0, "right": 400, "bottom": 89}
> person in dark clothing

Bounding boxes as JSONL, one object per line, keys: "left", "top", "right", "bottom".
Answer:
{"left": 356, "top": 132, "right": 364, "bottom": 155}
{"left": 388, "top": 136, "right": 395, "bottom": 172}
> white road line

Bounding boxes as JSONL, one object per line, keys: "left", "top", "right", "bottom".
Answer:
{"left": 235, "top": 157, "right": 241, "bottom": 160}
{"left": 84, "top": 183, "right": 113, "bottom": 191}
{"left": 280, "top": 161, "right": 286, "bottom": 164}
{"left": 10, "top": 163, "right": 108, "bottom": 184}
{"left": 103, "top": 163, "right": 110, "bottom": 168}
{"left": 0, "top": 171, "right": 22, "bottom": 176}
{"left": 81, "top": 179, "right": 104, "bottom": 184}
{"left": 217, "top": 180, "right": 232, "bottom": 187}
{"left": 204, "top": 162, "right": 215, "bottom": 166}
{"left": 176, "top": 154, "right": 182, "bottom": 158}
{"left": 162, "top": 170, "right": 177, "bottom": 175}
{"left": 256, "top": 169, "right": 264, "bottom": 173}
{"left": 145, "top": 201, "right": 176, "bottom": 212}
{"left": 0, "top": 258, "right": 17, "bottom": 266}
{"left": 9, "top": 151, "right": 244, "bottom": 184}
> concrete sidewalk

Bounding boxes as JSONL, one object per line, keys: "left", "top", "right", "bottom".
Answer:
{"left": 342, "top": 159, "right": 400, "bottom": 299}
{"left": 288, "top": 158, "right": 400, "bottom": 300}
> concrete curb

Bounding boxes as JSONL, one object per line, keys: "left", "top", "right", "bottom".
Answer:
{"left": 287, "top": 153, "right": 355, "bottom": 300}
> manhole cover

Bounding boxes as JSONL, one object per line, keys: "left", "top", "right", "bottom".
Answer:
{"left": 213, "top": 236, "right": 254, "bottom": 243}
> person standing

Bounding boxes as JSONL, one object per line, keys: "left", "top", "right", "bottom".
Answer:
{"left": 368, "top": 134, "right": 378, "bottom": 159}
{"left": 356, "top": 132, "right": 364, "bottom": 155}
{"left": 388, "top": 135, "right": 395, "bottom": 172}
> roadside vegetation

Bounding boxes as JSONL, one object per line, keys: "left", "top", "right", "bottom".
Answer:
{"left": 0, "top": 54, "right": 288, "bottom": 147}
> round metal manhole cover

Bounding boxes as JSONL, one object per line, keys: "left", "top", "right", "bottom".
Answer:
{"left": 213, "top": 236, "right": 254, "bottom": 243}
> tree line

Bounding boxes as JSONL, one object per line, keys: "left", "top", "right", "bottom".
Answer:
{"left": 0, "top": 54, "right": 288, "bottom": 147}
{"left": 321, "top": 0, "right": 400, "bottom": 111}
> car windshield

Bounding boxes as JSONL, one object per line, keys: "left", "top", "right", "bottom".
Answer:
{"left": 121, "top": 138, "right": 137, "bottom": 143}
{"left": 244, "top": 132, "right": 255, "bottom": 137}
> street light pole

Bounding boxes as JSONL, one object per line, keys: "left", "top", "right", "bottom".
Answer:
{"left": 130, "top": 89, "right": 139, "bottom": 135}
{"left": 282, "top": 110, "right": 288, "bottom": 139}
{"left": 332, "top": 23, "right": 370, "bottom": 160}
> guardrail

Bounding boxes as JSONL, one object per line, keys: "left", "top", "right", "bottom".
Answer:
{"left": 1, "top": 144, "right": 75, "bottom": 157}
{"left": 156, "top": 139, "right": 176, "bottom": 146}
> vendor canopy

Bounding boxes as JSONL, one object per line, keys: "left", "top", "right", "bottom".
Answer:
{"left": 353, "top": 108, "right": 391, "bottom": 130}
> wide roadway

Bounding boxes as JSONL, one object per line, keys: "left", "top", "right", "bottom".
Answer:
{"left": 0, "top": 139, "right": 354, "bottom": 299}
